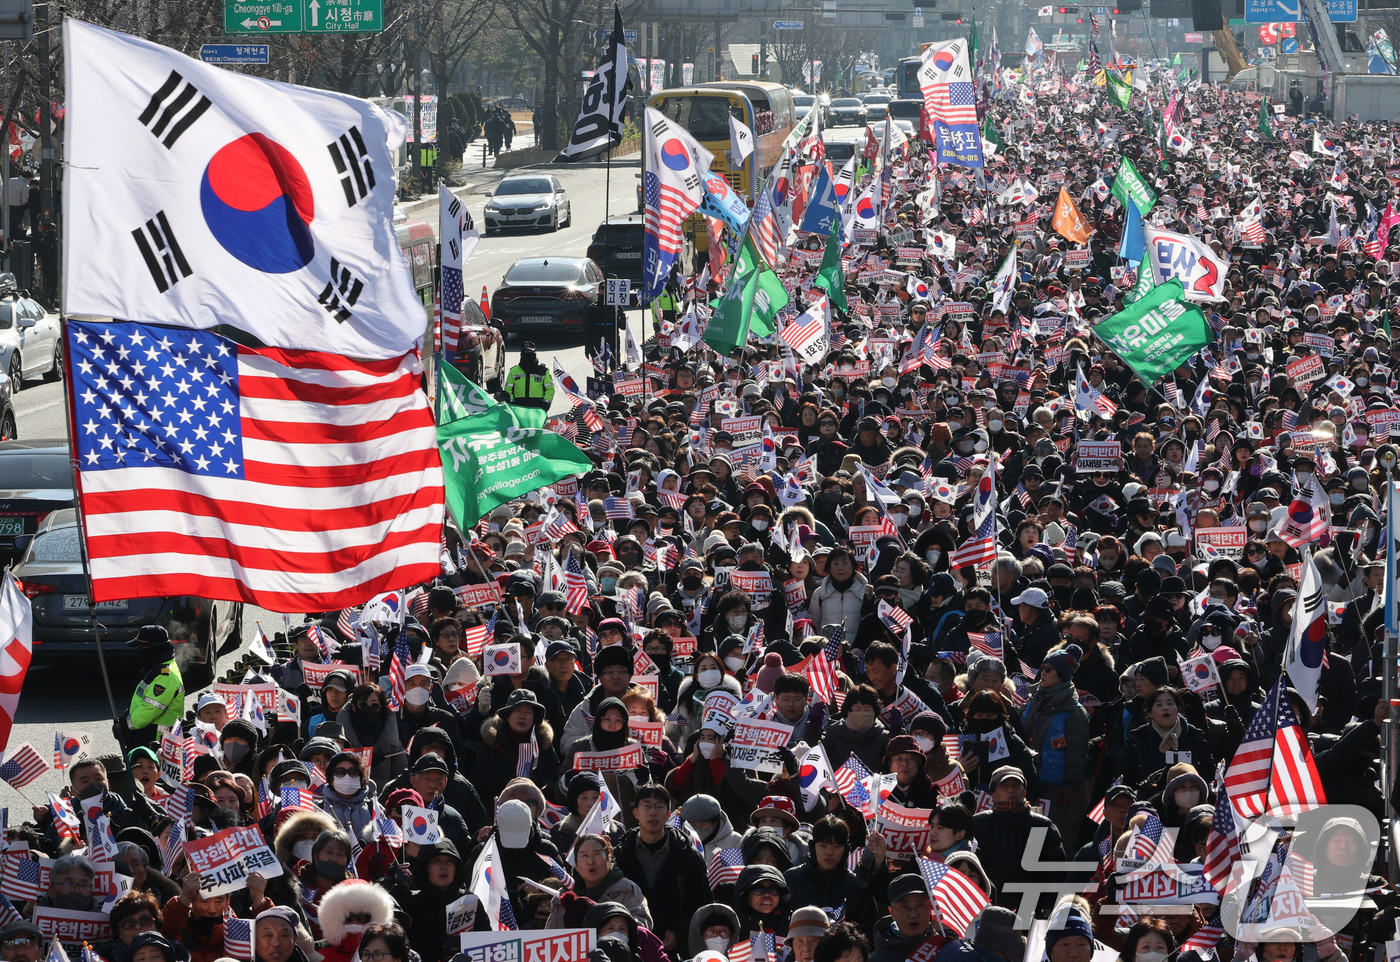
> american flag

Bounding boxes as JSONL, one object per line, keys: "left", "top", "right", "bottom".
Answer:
{"left": 603, "top": 497, "right": 634, "bottom": 521}
{"left": 65, "top": 320, "right": 442, "bottom": 611}
{"left": 388, "top": 633, "right": 413, "bottom": 711}
{"left": 463, "top": 617, "right": 489, "bottom": 658}
{"left": 306, "top": 625, "right": 335, "bottom": 660}
{"left": 223, "top": 917, "right": 252, "bottom": 960}
{"left": 834, "top": 754, "right": 873, "bottom": 814}
{"left": 255, "top": 779, "right": 274, "bottom": 820}
{"left": 564, "top": 552, "right": 591, "bottom": 615}
{"left": 281, "top": 786, "right": 316, "bottom": 812}
{"left": 644, "top": 169, "right": 695, "bottom": 290}
{"left": 917, "top": 857, "right": 991, "bottom": 936}
{"left": 164, "top": 785, "right": 195, "bottom": 821}
{"left": 0, "top": 892, "right": 22, "bottom": 928}
{"left": 1224, "top": 680, "right": 1287, "bottom": 817}
{"left": 372, "top": 799, "right": 404, "bottom": 847}
{"left": 728, "top": 937, "right": 753, "bottom": 962}
{"left": 336, "top": 608, "right": 357, "bottom": 641}
{"left": 1124, "top": 813, "right": 1171, "bottom": 864}
{"left": 878, "top": 600, "right": 913, "bottom": 633}
{"left": 949, "top": 512, "right": 998, "bottom": 568}
{"left": 927, "top": 82, "right": 979, "bottom": 127}
{"left": 808, "top": 628, "right": 843, "bottom": 706}
{"left": 1086, "top": 795, "right": 1106, "bottom": 824}
{"left": 516, "top": 731, "right": 538, "bottom": 778}
{"left": 1181, "top": 915, "right": 1225, "bottom": 960}
{"left": 540, "top": 853, "right": 575, "bottom": 890}
{"left": 1094, "top": 394, "right": 1119, "bottom": 417}
{"left": 0, "top": 743, "right": 47, "bottom": 788}
{"left": 0, "top": 855, "right": 40, "bottom": 902}
{"left": 708, "top": 847, "right": 744, "bottom": 890}
{"left": 1240, "top": 217, "right": 1266, "bottom": 245}
{"left": 779, "top": 310, "right": 825, "bottom": 358}
{"left": 968, "top": 631, "right": 1003, "bottom": 659}
{"left": 750, "top": 189, "right": 784, "bottom": 268}
{"left": 543, "top": 511, "right": 579, "bottom": 542}
{"left": 1271, "top": 682, "right": 1327, "bottom": 812}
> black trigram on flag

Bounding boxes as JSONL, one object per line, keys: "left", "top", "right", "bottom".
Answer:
{"left": 139, "top": 70, "right": 212, "bottom": 149}
{"left": 318, "top": 258, "right": 364, "bottom": 322}
{"left": 132, "top": 212, "right": 192, "bottom": 292}
{"left": 328, "top": 126, "right": 375, "bottom": 207}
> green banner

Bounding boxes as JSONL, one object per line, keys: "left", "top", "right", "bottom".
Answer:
{"left": 1106, "top": 70, "right": 1133, "bottom": 109}
{"left": 437, "top": 361, "right": 545, "bottom": 429}
{"left": 1124, "top": 260, "right": 1156, "bottom": 305}
{"left": 1110, "top": 157, "right": 1157, "bottom": 216}
{"left": 983, "top": 116, "right": 1004, "bottom": 149}
{"left": 1258, "top": 100, "right": 1274, "bottom": 141}
{"left": 437, "top": 407, "right": 594, "bottom": 529}
{"left": 703, "top": 236, "right": 789, "bottom": 354}
{"left": 814, "top": 219, "right": 848, "bottom": 311}
{"left": 1091, "top": 278, "right": 1212, "bottom": 385}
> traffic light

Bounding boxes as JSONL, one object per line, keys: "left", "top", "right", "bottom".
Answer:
{"left": 939, "top": 12, "right": 963, "bottom": 19}
{"left": 751, "top": 53, "right": 759, "bottom": 74}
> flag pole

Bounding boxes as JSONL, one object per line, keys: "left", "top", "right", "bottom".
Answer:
{"left": 1385, "top": 479, "right": 1398, "bottom": 877}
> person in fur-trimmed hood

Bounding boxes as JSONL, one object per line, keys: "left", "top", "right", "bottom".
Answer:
{"left": 471, "top": 688, "right": 562, "bottom": 800}
{"left": 313, "top": 880, "right": 397, "bottom": 962}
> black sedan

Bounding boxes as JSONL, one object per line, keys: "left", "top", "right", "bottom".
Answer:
{"left": 12, "top": 508, "right": 241, "bottom": 687}
{"left": 829, "top": 98, "right": 868, "bottom": 127}
{"left": 0, "top": 439, "right": 71, "bottom": 562}
{"left": 490, "top": 257, "right": 606, "bottom": 339}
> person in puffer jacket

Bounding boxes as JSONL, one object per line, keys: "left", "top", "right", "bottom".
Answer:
{"left": 1021, "top": 646, "right": 1091, "bottom": 847}
{"left": 313, "top": 880, "right": 396, "bottom": 962}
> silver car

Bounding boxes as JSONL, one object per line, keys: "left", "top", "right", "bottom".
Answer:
{"left": 483, "top": 174, "right": 572, "bottom": 233}
{"left": 0, "top": 280, "right": 61, "bottom": 394}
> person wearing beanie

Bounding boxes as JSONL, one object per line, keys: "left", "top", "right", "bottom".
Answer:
{"left": 679, "top": 793, "right": 743, "bottom": 863}
{"left": 754, "top": 652, "right": 787, "bottom": 695}
{"left": 551, "top": 771, "right": 622, "bottom": 855}
{"left": 971, "top": 905, "right": 1027, "bottom": 962}
{"left": 883, "top": 735, "right": 941, "bottom": 809}
{"left": 560, "top": 643, "right": 637, "bottom": 754}
{"left": 1022, "top": 644, "right": 1091, "bottom": 846}
{"left": 909, "top": 711, "right": 960, "bottom": 786}
{"left": 1044, "top": 902, "right": 1095, "bottom": 962}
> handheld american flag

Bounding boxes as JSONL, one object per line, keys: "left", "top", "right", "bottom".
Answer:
{"left": 917, "top": 857, "right": 991, "bottom": 936}
{"left": 0, "top": 743, "right": 47, "bottom": 788}
{"left": 643, "top": 106, "right": 708, "bottom": 301}
{"left": 708, "top": 848, "right": 744, "bottom": 891}
{"left": 65, "top": 320, "right": 443, "bottom": 610}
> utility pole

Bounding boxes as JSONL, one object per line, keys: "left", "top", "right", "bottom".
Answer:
{"left": 39, "top": 0, "right": 50, "bottom": 225}
{"left": 411, "top": 12, "right": 422, "bottom": 191}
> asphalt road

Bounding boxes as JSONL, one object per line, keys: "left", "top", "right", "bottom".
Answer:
{"left": 0, "top": 155, "right": 645, "bottom": 809}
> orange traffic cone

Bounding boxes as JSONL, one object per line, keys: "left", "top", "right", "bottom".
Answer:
{"left": 480, "top": 285, "right": 491, "bottom": 320}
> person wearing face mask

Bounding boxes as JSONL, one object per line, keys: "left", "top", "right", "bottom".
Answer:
{"left": 395, "top": 664, "right": 462, "bottom": 751}
{"left": 334, "top": 685, "right": 406, "bottom": 786}
{"left": 160, "top": 857, "right": 273, "bottom": 962}
{"left": 677, "top": 652, "right": 743, "bottom": 735}
{"left": 318, "top": 753, "right": 377, "bottom": 845}
{"left": 1159, "top": 766, "right": 1209, "bottom": 827}
{"left": 1119, "top": 918, "right": 1177, "bottom": 962}
{"left": 677, "top": 793, "right": 743, "bottom": 864}
{"left": 312, "top": 879, "right": 396, "bottom": 962}
{"left": 216, "top": 719, "right": 261, "bottom": 779}
{"left": 120, "top": 625, "right": 184, "bottom": 751}
{"left": 819, "top": 685, "right": 891, "bottom": 773}
{"left": 669, "top": 557, "right": 711, "bottom": 617}
{"left": 847, "top": 416, "right": 894, "bottom": 468}
{"left": 1023, "top": 645, "right": 1091, "bottom": 844}
{"left": 686, "top": 904, "right": 743, "bottom": 960}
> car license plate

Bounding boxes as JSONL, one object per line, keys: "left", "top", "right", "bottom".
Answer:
{"left": 616, "top": 252, "right": 641, "bottom": 259}
{"left": 519, "top": 317, "right": 555, "bottom": 324}
{"left": 63, "top": 596, "right": 128, "bottom": 611}
{"left": 0, "top": 518, "right": 23, "bottom": 537}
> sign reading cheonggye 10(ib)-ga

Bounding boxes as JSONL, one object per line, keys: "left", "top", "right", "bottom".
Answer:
{"left": 224, "top": 0, "right": 383, "bottom": 33}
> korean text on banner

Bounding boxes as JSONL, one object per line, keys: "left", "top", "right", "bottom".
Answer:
{"left": 182, "top": 825, "right": 284, "bottom": 896}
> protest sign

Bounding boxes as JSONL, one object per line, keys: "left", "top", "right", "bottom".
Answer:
{"left": 455, "top": 583, "right": 502, "bottom": 608}
{"left": 1114, "top": 863, "right": 1219, "bottom": 904}
{"left": 1064, "top": 249, "right": 1091, "bottom": 268}
{"left": 701, "top": 691, "right": 740, "bottom": 735}
{"left": 459, "top": 929, "right": 596, "bottom": 962}
{"left": 729, "top": 569, "right": 773, "bottom": 607}
{"left": 849, "top": 525, "right": 886, "bottom": 554}
{"left": 1076, "top": 441, "right": 1121, "bottom": 473}
{"left": 728, "top": 718, "right": 794, "bottom": 773}
{"left": 574, "top": 744, "right": 645, "bottom": 772}
{"left": 33, "top": 907, "right": 112, "bottom": 945}
{"left": 158, "top": 730, "right": 185, "bottom": 787}
{"left": 213, "top": 684, "right": 278, "bottom": 715}
{"left": 183, "top": 825, "right": 283, "bottom": 897}
{"left": 631, "top": 720, "right": 665, "bottom": 748}
{"left": 721, "top": 416, "right": 763, "bottom": 448}
{"left": 300, "top": 662, "right": 362, "bottom": 688}
{"left": 446, "top": 893, "right": 480, "bottom": 936}
{"left": 1303, "top": 333, "right": 1335, "bottom": 357}
{"left": 875, "top": 800, "right": 934, "bottom": 853}
{"left": 1286, "top": 354, "right": 1325, "bottom": 384}
{"left": 1194, "top": 526, "right": 1247, "bottom": 559}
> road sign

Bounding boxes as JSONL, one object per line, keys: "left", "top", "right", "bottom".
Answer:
{"left": 1281, "top": 36, "right": 1299, "bottom": 51}
{"left": 1244, "top": 0, "right": 1301, "bottom": 21}
{"left": 913, "top": 6, "right": 924, "bottom": 25}
{"left": 773, "top": 19, "right": 804, "bottom": 28}
{"left": 200, "top": 43, "right": 270, "bottom": 62}
{"left": 224, "top": 0, "right": 382, "bottom": 33}
{"left": 1329, "top": 0, "right": 1356, "bottom": 21}
{"left": 605, "top": 279, "right": 631, "bottom": 307}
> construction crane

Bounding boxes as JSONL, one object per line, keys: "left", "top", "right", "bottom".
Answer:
{"left": 1300, "top": 0, "right": 1348, "bottom": 76}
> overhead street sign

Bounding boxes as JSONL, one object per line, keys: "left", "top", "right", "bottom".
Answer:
{"left": 1244, "top": 0, "right": 1352, "bottom": 20}
{"left": 224, "top": 0, "right": 382, "bottom": 33}
{"left": 200, "top": 43, "right": 270, "bottom": 62}
{"left": 774, "top": 19, "right": 805, "bottom": 27}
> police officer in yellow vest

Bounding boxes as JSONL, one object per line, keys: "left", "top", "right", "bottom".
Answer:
{"left": 120, "top": 625, "right": 184, "bottom": 750}
{"left": 505, "top": 341, "right": 555, "bottom": 411}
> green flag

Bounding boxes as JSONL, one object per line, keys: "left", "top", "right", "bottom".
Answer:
{"left": 1091, "top": 278, "right": 1213, "bottom": 385}
{"left": 1171, "top": 52, "right": 1182, "bottom": 66}
{"left": 983, "top": 116, "right": 1004, "bottom": 149}
{"left": 969, "top": 19, "right": 978, "bottom": 60}
{"left": 1110, "top": 157, "right": 1157, "bottom": 216}
{"left": 1124, "top": 260, "right": 1156, "bottom": 305}
{"left": 814, "top": 219, "right": 848, "bottom": 311}
{"left": 703, "top": 237, "right": 789, "bottom": 354}
{"left": 1258, "top": 101, "right": 1274, "bottom": 141}
{"left": 437, "top": 406, "right": 594, "bottom": 529}
{"left": 1106, "top": 70, "right": 1133, "bottom": 109}
{"left": 437, "top": 361, "right": 545, "bottom": 429}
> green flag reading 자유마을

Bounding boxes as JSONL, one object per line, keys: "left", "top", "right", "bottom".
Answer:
{"left": 1259, "top": 100, "right": 1275, "bottom": 141}
{"left": 437, "top": 405, "right": 594, "bottom": 529}
{"left": 1091, "top": 277, "right": 1213, "bottom": 385}
{"left": 703, "top": 235, "right": 790, "bottom": 355}
{"left": 814, "top": 218, "right": 848, "bottom": 312}
{"left": 1106, "top": 70, "right": 1133, "bottom": 109}
{"left": 437, "top": 360, "right": 545, "bottom": 429}
{"left": 1110, "top": 156, "right": 1157, "bottom": 217}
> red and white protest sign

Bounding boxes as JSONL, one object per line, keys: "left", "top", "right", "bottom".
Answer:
{"left": 1195, "top": 526, "right": 1247, "bottom": 559}
{"left": 701, "top": 691, "right": 740, "bottom": 735}
{"left": 454, "top": 583, "right": 501, "bottom": 609}
{"left": 33, "top": 907, "right": 112, "bottom": 945}
{"left": 728, "top": 718, "right": 794, "bottom": 773}
{"left": 721, "top": 416, "right": 764, "bottom": 449}
{"left": 729, "top": 569, "right": 773, "bottom": 608}
{"left": 876, "top": 800, "right": 935, "bottom": 852}
{"left": 183, "top": 825, "right": 283, "bottom": 896}
{"left": 573, "top": 744, "right": 645, "bottom": 772}
{"left": 631, "top": 720, "right": 665, "bottom": 748}
{"left": 301, "top": 662, "right": 362, "bottom": 688}
{"left": 1286, "top": 354, "right": 1325, "bottom": 385}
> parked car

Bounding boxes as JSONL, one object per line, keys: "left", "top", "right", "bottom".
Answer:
{"left": 13, "top": 508, "right": 241, "bottom": 687}
{"left": 0, "top": 440, "right": 68, "bottom": 562}
{"left": 483, "top": 174, "right": 572, "bottom": 233}
{"left": 0, "top": 274, "right": 62, "bottom": 393}
{"left": 490, "top": 257, "right": 605, "bottom": 338}
{"left": 450, "top": 298, "right": 506, "bottom": 391}
{"left": 829, "top": 98, "right": 868, "bottom": 126}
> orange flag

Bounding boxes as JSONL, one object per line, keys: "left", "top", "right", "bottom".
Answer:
{"left": 1052, "top": 187, "right": 1093, "bottom": 244}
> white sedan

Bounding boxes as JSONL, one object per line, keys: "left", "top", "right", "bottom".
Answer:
{"left": 482, "top": 174, "right": 572, "bottom": 233}
{"left": 0, "top": 286, "right": 61, "bottom": 393}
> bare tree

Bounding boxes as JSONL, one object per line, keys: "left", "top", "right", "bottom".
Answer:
{"left": 506, "top": 0, "right": 591, "bottom": 150}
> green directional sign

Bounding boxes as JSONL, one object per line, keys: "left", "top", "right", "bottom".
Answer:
{"left": 224, "top": 0, "right": 382, "bottom": 34}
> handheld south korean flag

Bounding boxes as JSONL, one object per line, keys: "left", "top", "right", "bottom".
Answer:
{"left": 401, "top": 805, "right": 442, "bottom": 845}
{"left": 64, "top": 21, "right": 426, "bottom": 360}
{"left": 485, "top": 643, "right": 522, "bottom": 676}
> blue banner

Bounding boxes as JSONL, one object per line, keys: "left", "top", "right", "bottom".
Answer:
{"left": 799, "top": 166, "right": 838, "bottom": 235}
{"left": 933, "top": 120, "right": 985, "bottom": 169}
{"left": 699, "top": 169, "right": 751, "bottom": 233}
